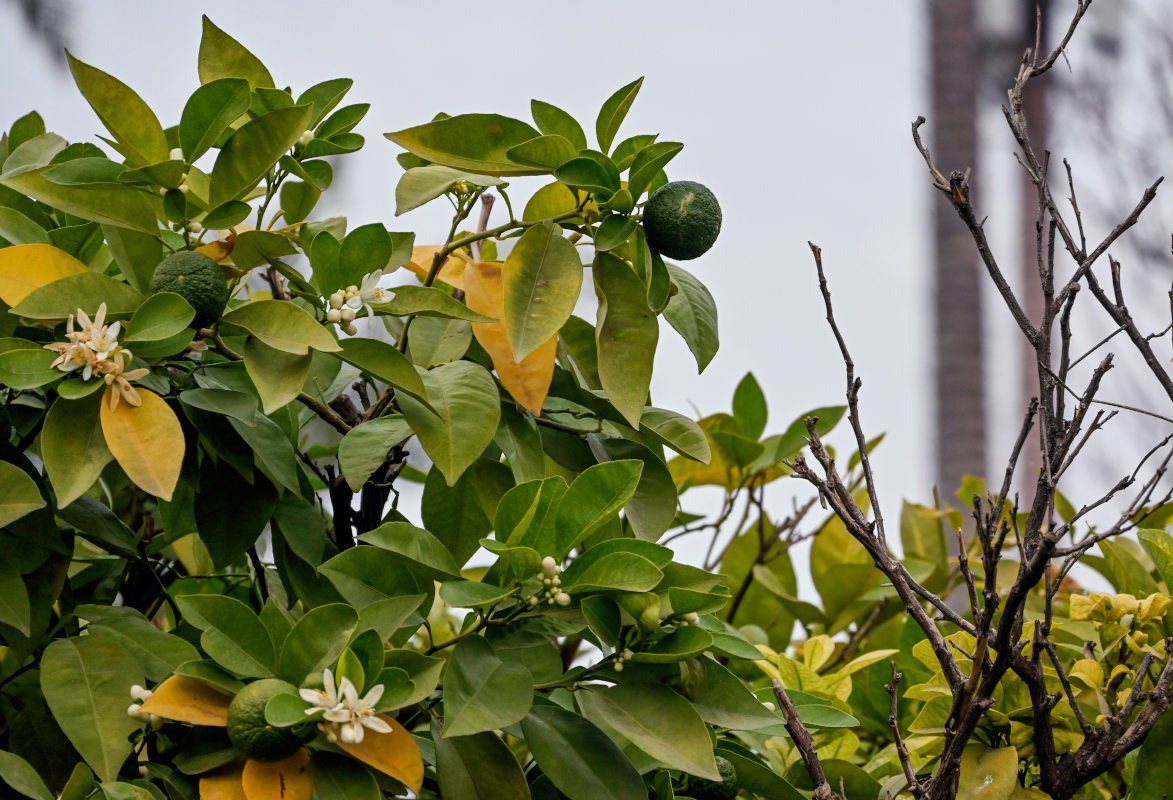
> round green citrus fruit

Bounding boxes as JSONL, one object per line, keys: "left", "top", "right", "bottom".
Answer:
{"left": 149, "top": 250, "right": 229, "bottom": 328}
{"left": 226, "top": 678, "right": 304, "bottom": 762}
{"left": 689, "top": 756, "right": 739, "bottom": 800}
{"left": 641, "top": 180, "right": 722, "bottom": 261}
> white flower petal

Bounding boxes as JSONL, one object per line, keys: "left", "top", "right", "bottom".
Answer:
{"left": 361, "top": 715, "right": 392, "bottom": 734}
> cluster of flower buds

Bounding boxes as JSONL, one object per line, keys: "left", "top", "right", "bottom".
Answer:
{"left": 675, "top": 612, "right": 701, "bottom": 626}
{"left": 127, "top": 684, "right": 162, "bottom": 728}
{"left": 527, "top": 556, "right": 571, "bottom": 608}
{"left": 43, "top": 303, "right": 149, "bottom": 410}
{"left": 325, "top": 270, "right": 392, "bottom": 335}
{"left": 613, "top": 648, "right": 636, "bottom": 673}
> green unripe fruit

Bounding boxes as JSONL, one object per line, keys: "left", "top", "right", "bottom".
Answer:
{"left": 226, "top": 679, "right": 304, "bottom": 762}
{"left": 149, "top": 250, "right": 229, "bottom": 328}
{"left": 689, "top": 756, "right": 738, "bottom": 800}
{"left": 641, "top": 180, "right": 722, "bottom": 261}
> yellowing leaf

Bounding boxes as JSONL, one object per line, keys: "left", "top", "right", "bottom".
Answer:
{"left": 100, "top": 387, "right": 185, "bottom": 501}
{"left": 0, "top": 243, "right": 88, "bottom": 307}
{"left": 337, "top": 714, "right": 424, "bottom": 792}
{"left": 1068, "top": 659, "right": 1104, "bottom": 692}
{"left": 803, "top": 635, "right": 835, "bottom": 672}
{"left": 403, "top": 245, "right": 465, "bottom": 289}
{"left": 242, "top": 749, "right": 312, "bottom": 800}
{"left": 465, "top": 260, "right": 556, "bottom": 415}
{"left": 958, "top": 743, "right": 1018, "bottom": 799}
{"left": 197, "top": 239, "right": 235, "bottom": 263}
{"left": 199, "top": 765, "right": 247, "bottom": 800}
{"left": 139, "top": 674, "right": 232, "bottom": 726}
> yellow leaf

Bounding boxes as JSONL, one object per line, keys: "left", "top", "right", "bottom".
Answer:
{"left": 464, "top": 260, "right": 556, "bottom": 415}
{"left": 140, "top": 674, "right": 232, "bottom": 726}
{"left": 403, "top": 245, "right": 465, "bottom": 289}
{"left": 100, "top": 387, "right": 185, "bottom": 501}
{"left": 958, "top": 743, "right": 1018, "bottom": 798}
{"left": 0, "top": 243, "right": 88, "bottom": 307}
{"left": 803, "top": 635, "right": 835, "bottom": 672}
{"left": 197, "top": 239, "right": 234, "bottom": 263}
{"left": 336, "top": 714, "right": 424, "bottom": 792}
{"left": 242, "top": 750, "right": 312, "bottom": 800}
{"left": 1068, "top": 659, "right": 1104, "bottom": 691}
{"left": 200, "top": 764, "right": 247, "bottom": 800}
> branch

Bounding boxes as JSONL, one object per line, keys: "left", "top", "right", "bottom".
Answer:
{"left": 773, "top": 680, "right": 839, "bottom": 800}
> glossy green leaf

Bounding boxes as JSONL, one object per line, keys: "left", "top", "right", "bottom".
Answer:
{"left": 310, "top": 752, "right": 381, "bottom": 800}
{"left": 1138, "top": 528, "right": 1173, "bottom": 591}
{"left": 593, "top": 215, "right": 637, "bottom": 252}
{"left": 220, "top": 299, "right": 340, "bottom": 354}
{"left": 374, "top": 285, "right": 493, "bottom": 322}
{"left": 593, "top": 437, "right": 678, "bottom": 541}
{"left": 408, "top": 317, "right": 471, "bottom": 366}
{"left": 226, "top": 410, "right": 301, "bottom": 496}
{"left": 579, "top": 684, "right": 719, "bottom": 780}
{"left": 0, "top": 461, "right": 45, "bottom": 529}
{"left": 596, "top": 78, "right": 643, "bottom": 155}
{"left": 0, "top": 750, "right": 54, "bottom": 800}
{"left": 279, "top": 180, "right": 319, "bottom": 224}
{"left": 432, "top": 719, "right": 531, "bottom": 800}
{"left": 494, "top": 405, "right": 545, "bottom": 483}
{"left": 398, "top": 361, "right": 500, "bottom": 486}
{"left": 521, "top": 705, "right": 645, "bottom": 800}
{"left": 531, "top": 100, "right": 587, "bottom": 151}
{"left": 66, "top": 52, "right": 169, "bottom": 167}
{"left": 82, "top": 607, "right": 201, "bottom": 682}
{"left": 231, "top": 229, "right": 299, "bottom": 270}
{"left": 507, "top": 135, "right": 577, "bottom": 170}
{"left": 175, "top": 595, "right": 276, "bottom": 678}
{"left": 439, "top": 580, "right": 516, "bottom": 610}
{"left": 178, "top": 388, "right": 257, "bottom": 426}
{"left": 42, "top": 393, "right": 112, "bottom": 509}
{"left": 0, "top": 206, "right": 50, "bottom": 245}
{"left": 631, "top": 626, "right": 714, "bottom": 663}
{"left": 202, "top": 200, "right": 252, "bottom": 230}
{"left": 640, "top": 407, "right": 710, "bottom": 463}
{"left": 560, "top": 552, "right": 662, "bottom": 593}
{"left": 13, "top": 272, "right": 145, "bottom": 319}
{"left": 0, "top": 349, "right": 59, "bottom": 390}
{"left": 663, "top": 262, "right": 718, "bottom": 372}
{"left": 594, "top": 252, "right": 657, "bottom": 426}
{"left": 320, "top": 547, "right": 430, "bottom": 607}
{"left": 627, "top": 141, "right": 684, "bottom": 201}
{"left": 385, "top": 114, "right": 546, "bottom": 177}
{"left": 395, "top": 164, "right": 504, "bottom": 216}
{"left": 337, "top": 338, "right": 426, "bottom": 398}
{"left": 691, "top": 656, "right": 784, "bottom": 730}
{"left": 554, "top": 157, "right": 618, "bottom": 197}
{"left": 243, "top": 336, "right": 313, "bottom": 413}
{"left": 732, "top": 372, "right": 767, "bottom": 440}
{"left": 551, "top": 459, "right": 642, "bottom": 557}
{"left": 277, "top": 603, "right": 359, "bottom": 684}
{"left": 41, "top": 636, "right": 143, "bottom": 782}
{"left": 360, "top": 521, "right": 460, "bottom": 581}
{"left": 210, "top": 105, "right": 311, "bottom": 206}
{"left": 0, "top": 558, "right": 30, "bottom": 636}
{"left": 522, "top": 181, "right": 582, "bottom": 223}
{"left": 58, "top": 496, "right": 139, "bottom": 559}
{"left": 124, "top": 292, "right": 196, "bottom": 342}
{"left": 198, "top": 16, "right": 274, "bottom": 89}
{"left": 338, "top": 415, "right": 413, "bottom": 491}
{"left": 503, "top": 221, "right": 582, "bottom": 361}
{"left": 422, "top": 459, "right": 513, "bottom": 568}
{"left": 442, "top": 636, "right": 534, "bottom": 737}
{"left": 179, "top": 78, "right": 252, "bottom": 162}
{"left": 297, "top": 78, "right": 353, "bottom": 128}
{"left": 103, "top": 226, "right": 163, "bottom": 295}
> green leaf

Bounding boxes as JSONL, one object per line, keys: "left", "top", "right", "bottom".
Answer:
{"left": 595, "top": 78, "right": 643, "bottom": 155}
{"left": 531, "top": 100, "right": 588, "bottom": 151}
{"left": 384, "top": 114, "right": 546, "bottom": 177}
{"left": 399, "top": 361, "right": 500, "bottom": 486}
{"left": 395, "top": 165, "right": 504, "bottom": 216}
{"left": 627, "top": 141, "right": 684, "bottom": 201}
{"left": 374, "top": 285, "right": 494, "bottom": 322}
{"left": 210, "top": 105, "right": 311, "bottom": 206}
{"left": 502, "top": 221, "right": 582, "bottom": 361}
{"left": 42, "top": 393, "right": 113, "bottom": 510}
{"left": 41, "top": 637, "right": 143, "bottom": 783}
{"left": 432, "top": 719, "right": 531, "bottom": 800}
{"left": 297, "top": 78, "right": 353, "bottom": 128}
{"left": 0, "top": 206, "right": 50, "bottom": 245}
{"left": 319, "top": 548, "right": 430, "bottom": 607}
{"left": 220, "top": 299, "right": 340, "bottom": 354}
{"left": 66, "top": 52, "right": 169, "bottom": 167}
{"left": 58, "top": 496, "right": 139, "bottom": 559}
{"left": 230, "top": 230, "right": 299, "bottom": 270}
{"left": 579, "top": 684, "right": 720, "bottom": 780}
{"left": 179, "top": 78, "right": 252, "bottom": 162}
{"left": 198, "top": 16, "right": 274, "bottom": 89}
{"left": 202, "top": 200, "right": 252, "bottom": 230}
{"left": 0, "top": 750, "right": 55, "bottom": 800}
{"left": 439, "top": 579, "right": 516, "bottom": 610}
{"left": 311, "top": 752, "right": 381, "bottom": 800}
{"left": 243, "top": 336, "right": 313, "bottom": 413}
{"left": 360, "top": 521, "right": 461, "bottom": 581}
{"left": 339, "top": 415, "right": 413, "bottom": 491}
{"left": 0, "top": 349, "right": 59, "bottom": 390}
{"left": 422, "top": 459, "right": 513, "bottom": 568}
{"left": 178, "top": 388, "right": 257, "bottom": 426}
{"left": 593, "top": 215, "right": 637, "bottom": 252}
{"left": 663, "top": 263, "right": 718, "bottom": 372}
{"left": 83, "top": 607, "right": 201, "bottom": 682}
{"left": 227, "top": 410, "right": 301, "bottom": 495}
{"left": 442, "top": 636, "right": 534, "bottom": 737}
{"left": 172, "top": 661, "right": 245, "bottom": 697}
{"left": 279, "top": 181, "right": 318, "bottom": 224}
{"left": 193, "top": 463, "right": 276, "bottom": 567}
{"left": 337, "top": 338, "right": 426, "bottom": 398}
{"left": 1101, "top": 538, "right": 1160, "bottom": 595}
{"left": 594, "top": 252, "right": 657, "bottom": 426}
{"left": 732, "top": 372, "right": 768, "bottom": 440}
{"left": 263, "top": 692, "right": 313, "bottom": 727}
{"left": 551, "top": 459, "right": 642, "bottom": 557}
{"left": 103, "top": 226, "right": 163, "bottom": 295}
{"left": 640, "top": 407, "right": 710, "bottom": 463}
{"left": 593, "top": 437, "right": 678, "bottom": 541}
{"left": 631, "top": 626, "right": 714, "bottom": 662}
{"left": 1139, "top": 528, "right": 1173, "bottom": 591}
{"left": 124, "top": 292, "right": 196, "bottom": 342}
{"left": 554, "top": 157, "right": 618, "bottom": 197}
{"left": 13, "top": 272, "right": 146, "bottom": 319}
{"left": 276, "top": 603, "right": 359, "bottom": 684}
{"left": 691, "top": 656, "right": 784, "bottom": 730}
{"left": 560, "top": 552, "right": 663, "bottom": 593}
{"left": 407, "top": 316, "right": 470, "bottom": 367}
{"left": 0, "top": 558, "right": 30, "bottom": 636}
{"left": 175, "top": 595, "right": 276, "bottom": 678}
{"left": 507, "top": 135, "right": 577, "bottom": 170}
{"left": 339, "top": 223, "right": 392, "bottom": 282}
{"left": 0, "top": 461, "right": 45, "bottom": 529}
{"left": 521, "top": 705, "right": 645, "bottom": 800}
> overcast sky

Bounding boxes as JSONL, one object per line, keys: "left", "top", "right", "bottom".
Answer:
{"left": 2, "top": 2, "right": 944, "bottom": 578}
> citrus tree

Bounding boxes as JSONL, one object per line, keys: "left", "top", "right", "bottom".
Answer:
{"left": 2, "top": 6, "right": 1173, "bottom": 800}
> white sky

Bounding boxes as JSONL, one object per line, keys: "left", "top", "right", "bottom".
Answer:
{"left": 1, "top": 2, "right": 938, "bottom": 581}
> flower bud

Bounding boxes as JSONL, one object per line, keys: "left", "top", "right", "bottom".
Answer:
{"left": 684, "top": 612, "right": 700, "bottom": 625}
{"left": 188, "top": 221, "right": 203, "bottom": 233}
{"left": 178, "top": 182, "right": 190, "bottom": 195}
{"left": 127, "top": 703, "right": 142, "bottom": 718}
{"left": 343, "top": 323, "right": 358, "bottom": 336}
{"left": 541, "top": 556, "right": 559, "bottom": 577}
{"left": 297, "top": 130, "right": 314, "bottom": 148}
{"left": 613, "top": 662, "right": 624, "bottom": 673}
{"left": 329, "top": 291, "right": 345, "bottom": 309}
{"left": 326, "top": 309, "right": 342, "bottom": 323}
{"left": 340, "top": 307, "right": 356, "bottom": 323}
{"left": 130, "top": 684, "right": 146, "bottom": 700}
{"left": 555, "top": 592, "right": 571, "bottom": 606}
{"left": 149, "top": 714, "right": 163, "bottom": 730}
{"left": 169, "top": 147, "right": 184, "bottom": 161}
{"left": 621, "top": 648, "right": 634, "bottom": 661}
